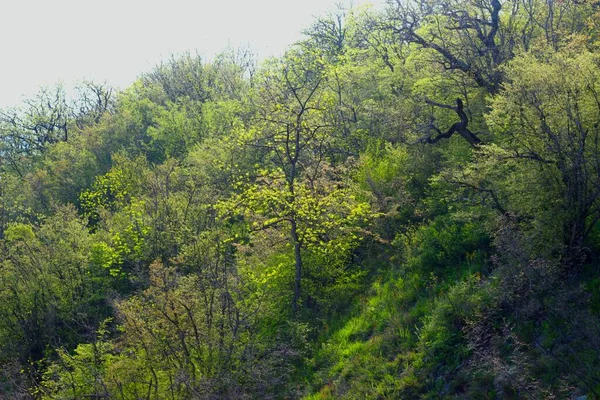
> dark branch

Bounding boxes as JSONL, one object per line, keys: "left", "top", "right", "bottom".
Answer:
{"left": 416, "top": 98, "right": 483, "bottom": 147}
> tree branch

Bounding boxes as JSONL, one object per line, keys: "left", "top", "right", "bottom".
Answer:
{"left": 416, "top": 98, "right": 483, "bottom": 147}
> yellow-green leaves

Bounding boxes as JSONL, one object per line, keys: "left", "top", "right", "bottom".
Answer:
{"left": 4, "top": 223, "right": 35, "bottom": 243}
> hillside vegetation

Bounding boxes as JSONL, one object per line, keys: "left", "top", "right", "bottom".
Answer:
{"left": 1, "top": 0, "right": 600, "bottom": 398}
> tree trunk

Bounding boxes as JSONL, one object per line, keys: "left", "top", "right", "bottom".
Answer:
{"left": 290, "top": 218, "right": 302, "bottom": 313}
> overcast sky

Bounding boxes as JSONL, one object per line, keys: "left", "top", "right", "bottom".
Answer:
{"left": 0, "top": 0, "right": 384, "bottom": 109}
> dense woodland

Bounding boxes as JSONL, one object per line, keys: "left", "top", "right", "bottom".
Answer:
{"left": 1, "top": 0, "right": 600, "bottom": 398}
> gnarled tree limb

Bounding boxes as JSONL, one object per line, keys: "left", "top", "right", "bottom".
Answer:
{"left": 416, "top": 98, "right": 483, "bottom": 147}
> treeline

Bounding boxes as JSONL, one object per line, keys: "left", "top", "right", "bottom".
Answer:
{"left": 1, "top": 0, "right": 600, "bottom": 398}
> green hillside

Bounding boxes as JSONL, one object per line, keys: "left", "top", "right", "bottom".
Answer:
{"left": 1, "top": 1, "right": 600, "bottom": 398}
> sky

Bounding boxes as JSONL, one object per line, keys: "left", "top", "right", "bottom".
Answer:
{"left": 0, "top": 0, "right": 384, "bottom": 109}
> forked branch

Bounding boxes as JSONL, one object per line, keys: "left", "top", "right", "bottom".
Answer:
{"left": 417, "top": 98, "right": 483, "bottom": 147}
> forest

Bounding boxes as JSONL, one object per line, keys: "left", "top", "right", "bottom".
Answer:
{"left": 1, "top": 0, "right": 600, "bottom": 398}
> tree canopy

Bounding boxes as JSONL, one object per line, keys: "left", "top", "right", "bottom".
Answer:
{"left": 1, "top": 2, "right": 600, "bottom": 398}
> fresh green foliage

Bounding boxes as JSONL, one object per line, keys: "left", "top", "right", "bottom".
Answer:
{"left": 1, "top": 2, "right": 600, "bottom": 398}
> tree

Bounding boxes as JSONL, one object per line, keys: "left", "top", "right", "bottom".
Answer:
{"left": 72, "top": 81, "right": 115, "bottom": 128}
{"left": 0, "top": 207, "right": 108, "bottom": 385}
{"left": 249, "top": 50, "right": 329, "bottom": 313}
{"left": 485, "top": 49, "right": 600, "bottom": 264}
{"left": 0, "top": 86, "right": 71, "bottom": 176}
{"left": 374, "top": 0, "right": 596, "bottom": 148}
{"left": 225, "top": 47, "right": 371, "bottom": 313}
{"left": 384, "top": 0, "right": 512, "bottom": 93}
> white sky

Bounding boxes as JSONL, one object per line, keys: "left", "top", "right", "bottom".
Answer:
{"left": 0, "top": 0, "right": 384, "bottom": 109}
